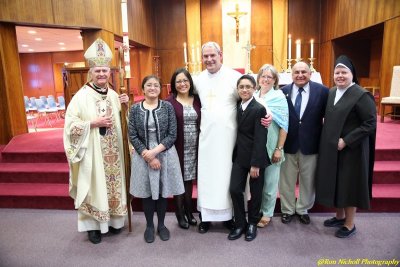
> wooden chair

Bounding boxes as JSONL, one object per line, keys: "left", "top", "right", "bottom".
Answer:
{"left": 381, "top": 66, "right": 400, "bottom": 122}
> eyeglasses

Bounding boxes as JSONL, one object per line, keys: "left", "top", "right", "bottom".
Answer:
{"left": 176, "top": 79, "right": 189, "bottom": 84}
{"left": 260, "top": 75, "right": 275, "bottom": 80}
{"left": 145, "top": 83, "right": 160, "bottom": 89}
{"left": 238, "top": 85, "right": 254, "bottom": 90}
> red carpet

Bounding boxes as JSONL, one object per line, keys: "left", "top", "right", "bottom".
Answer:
{"left": 1, "top": 119, "right": 400, "bottom": 212}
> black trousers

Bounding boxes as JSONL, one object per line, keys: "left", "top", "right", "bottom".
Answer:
{"left": 229, "top": 162, "right": 265, "bottom": 228}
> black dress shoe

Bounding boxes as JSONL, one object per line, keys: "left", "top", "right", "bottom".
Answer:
{"left": 297, "top": 214, "right": 311, "bottom": 225}
{"left": 158, "top": 226, "right": 170, "bottom": 241}
{"left": 186, "top": 213, "right": 198, "bottom": 226}
{"left": 223, "top": 219, "right": 235, "bottom": 231}
{"left": 228, "top": 227, "right": 245, "bottom": 240}
{"left": 324, "top": 217, "right": 346, "bottom": 227}
{"left": 281, "top": 213, "right": 294, "bottom": 224}
{"left": 335, "top": 225, "right": 356, "bottom": 238}
{"left": 176, "top": 213, "right": 189, "bottom": 229}
{"left": 245, "top": 224, "right": 257, "bottom": 241}
{"left": 198, "top": 221, "right": 210, "bottom": 234}
{"left": 144, "top": 226, "right": 155, "bottom": 243}
{"left": 109, "top": 226, "right": 122, "bottom": 234}
{"left": 88, "top": 230, "right": 101, "bottom": 244}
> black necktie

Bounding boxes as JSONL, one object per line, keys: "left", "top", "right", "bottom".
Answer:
{"left": 239, "top": 104, "right": 244, "bottom": 115}
{"left": 294, "top": 87, "right": 304, "bottom": 117}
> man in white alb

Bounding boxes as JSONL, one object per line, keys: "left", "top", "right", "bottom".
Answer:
{"left": 194, "top": 42, "right": 240, "bottom": 233}
{"left": 194, "top": 42, "right": 271, "bottom": 233}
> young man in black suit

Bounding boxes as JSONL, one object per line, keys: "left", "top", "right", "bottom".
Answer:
{"left": 228, "top": 75, "right": 270, "bottom": 241}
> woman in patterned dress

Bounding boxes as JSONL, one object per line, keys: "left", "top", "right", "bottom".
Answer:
{"left": 166, "top": 68, "right": 201, "bottom": 229}
{"left": 129, "top": 75, "right": 184, "bottom": 243}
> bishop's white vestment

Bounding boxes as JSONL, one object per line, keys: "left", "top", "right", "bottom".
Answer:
{"left": 194, "top": 65, "right": 241, "bottom": 221}
{"left": 64, "top": 85, "right": 127, "bottom": 233}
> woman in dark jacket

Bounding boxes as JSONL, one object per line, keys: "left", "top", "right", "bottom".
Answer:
{"left": 316, "top": 55, "right": 376, "bottom": 238}
{"left": 166, "top": 68, "right": 201, "bottom": 229}
{"left": 129, "top": 75, "right": 184, "bottom": 243}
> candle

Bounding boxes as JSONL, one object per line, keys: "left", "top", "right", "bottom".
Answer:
{"left": 196, "top": 41, "right": 200, "bottom": 63}
{"left": 183, "top": 42, "right": 187, "bottom": 64}
{"left": 296, "top": 39, "right": 301, "bottom": 60}
{"left": 191, "top": 44, "right": 195, "bottom": 63}
{"left": 310, "top": 39, "right": 314, "bottom": 58}
{"left": 288, "top": 34, "right": 291, "bottom": 59}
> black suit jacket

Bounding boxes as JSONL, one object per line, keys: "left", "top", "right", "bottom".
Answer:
{"left": 281, "top": 81, "right": 329, "bottom": 155}
{"left": 232, "top": 98, "right": 270, "bottom": 169}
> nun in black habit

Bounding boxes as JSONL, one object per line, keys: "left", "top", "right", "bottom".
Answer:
{"left": 315, "top": 55, "right": 376, "bottom": 238}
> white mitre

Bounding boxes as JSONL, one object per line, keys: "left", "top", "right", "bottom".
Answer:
{"left": 84, "top": 38, "right": 113, "bottom": 67}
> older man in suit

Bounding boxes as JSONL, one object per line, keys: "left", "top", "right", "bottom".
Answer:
{"left": 228, "top": 75, "right": 270, "bottom": 241}
{"left": 279, "top": 62, "right": 329, "bottom": 225}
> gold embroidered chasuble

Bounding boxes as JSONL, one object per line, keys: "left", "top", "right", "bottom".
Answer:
{"left": 64, "top": 85, "right": 127, "bottom": 222}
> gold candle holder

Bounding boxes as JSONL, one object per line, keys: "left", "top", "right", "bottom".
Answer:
{"left": 309, "top": 58, "right": 316, "bottom": 72}
{"left": 286, "top": 58, "right": 293, "bottom": 73}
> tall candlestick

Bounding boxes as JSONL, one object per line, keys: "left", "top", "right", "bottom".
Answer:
{"left": 310, "top": 39, "right": 314, "bottom": 58}
{"left": 296, "top": 39, "right": 301, "bottom": 60}
{"left": 288, "top": 34, "right": 292, "bottom": 59}
{"left": 191, "top": 44, "right": 195, "bottom": 63}
{"left": 183, "top": 42, "right": 187, "bottom": 64}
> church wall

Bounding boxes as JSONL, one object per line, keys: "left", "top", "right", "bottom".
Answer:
{"left": 154, "top": 0, "right": 187, "bottom": 85}
{"left": 320, "top": 0, "right": 400, "bottom": 42}
{"left": 319, "top": 0, "right": 400, "bottom": 98}
{"left": 200, "top": 0, "right": 223, "bottom": 49}
{"left": 288, "top": 0, "right": 321, "bottom": 71}
{"left": 19, "top": 51, "right": 84, "bottom": 99}
{"left": 0, "top": 0, "right": 156, "bottom": 48}
{"left": 251, "top": 0, "right": 273, "bottom": 73}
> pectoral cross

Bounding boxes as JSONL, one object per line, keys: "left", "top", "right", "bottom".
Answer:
{"left": 227, "top": 3, "right": 247, "bottom": 42}
{"left": 206, "top": 88, "right": 217, "bottom": 110}
{"left": 242, "top": 41, "right": 256, "bottom": 74}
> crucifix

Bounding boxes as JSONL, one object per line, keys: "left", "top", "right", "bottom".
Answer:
{"left": 242, "top": 41, "right": 256, "bottom": 73}
{"left": 227, "top": 3, "right": 247, "bottom": 42}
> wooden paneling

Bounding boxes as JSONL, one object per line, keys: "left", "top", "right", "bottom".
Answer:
{"left": 0, "top": 0, "right": 155, "bottom": 47}
{"left": 200, "top": 0, "right": 222, "bottom": 46}
{"left": 19, "top": 51, "right": 84, "bottom": 98}
{"left": 272, "top": 0, "right": 288, "bottom": 73}
{"left": 20, "top": 53, "right": 55, "bottom": 98}
{"left": 319, "top": 41, "right": 334, "bottom": 87}
{"left": 154, "top": 0, "right": 187, "bottom": 83}
{"left": 0, "top": 0, "right": 54, "bottom": 24}
{"left": 186, "top": 0, "right": 202, "bottom": 73}
{"left": 0, "top": 23, "right": 27, "bottom": 144}
{"left": 129, "top": 0, "right": 156, "bottom": 47}
{"left": 289, "top": 0, "right": 321, "bottom": 70}
{"left": 251, "top": 0, "right": 273, "bottom": 73}
{"left": 52, "top": 0, "right": 101, "bottom": 28}
{"left": 321, "top": 0, "right": 400, "bottom": 42}
{"left": 380, "top": 17, "right": 400, "bottom": 100}
{"left": 51, "top": 51, "right": 84, "bottom": 64}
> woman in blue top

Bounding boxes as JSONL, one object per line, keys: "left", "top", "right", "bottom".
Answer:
{"left": 254, "top": 64, "right": 289, "bottom": 228}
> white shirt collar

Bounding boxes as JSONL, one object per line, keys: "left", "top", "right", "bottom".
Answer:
{"left": 241, "top": 96, "right": 254, "bottom": 111}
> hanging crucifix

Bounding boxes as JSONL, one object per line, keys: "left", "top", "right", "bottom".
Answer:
{"left": 227, "top": 3, "right": 247, "bottom": 42}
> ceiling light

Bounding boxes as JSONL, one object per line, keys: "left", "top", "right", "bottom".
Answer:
{"left": 60, "top": 47, "right": 66, "bottom": 50}
{"left": 35, "top": 37, "right": 42, "bottom": 41}
{"left": 21, "top": 44, "right": 29, "bottom": 47}
{"left": 28, "top": 49, "right": 34, "bottom": 52}
{"left": 58, "top": 42, "right": 65, "bottom": 45}
{"left": 28, "top": 30, "right": 36, "bottom": 34}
